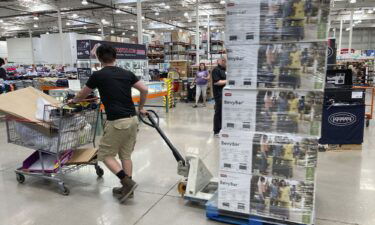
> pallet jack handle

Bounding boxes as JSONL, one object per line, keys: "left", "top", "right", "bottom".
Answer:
{"left": 139, "top": 110, "right": 186, "bottom": 167}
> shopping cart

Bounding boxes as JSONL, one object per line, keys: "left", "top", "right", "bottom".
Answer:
{"left": 5, "top": 100, "right": 104, "bottom": 195}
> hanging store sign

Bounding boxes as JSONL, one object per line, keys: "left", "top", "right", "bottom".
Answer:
{"left": 77, "top": 40, "right": 147, "bottom": 60}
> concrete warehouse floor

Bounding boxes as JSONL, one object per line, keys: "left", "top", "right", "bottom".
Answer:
{"left": 0, "top": 103, "right": 374, "bottom": 225}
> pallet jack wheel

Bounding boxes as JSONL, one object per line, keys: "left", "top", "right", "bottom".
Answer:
{"left": 16, "top": 173, "right": 25, "bottom": 184}
{"left": 177, "top": 181, "right": 187, "bottom": 197}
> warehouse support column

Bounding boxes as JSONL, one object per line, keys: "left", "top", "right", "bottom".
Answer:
{"left": 338, "top": 19, "right": 343, "bottom": 55}
{"left": 100, "top": 23, "right": 104, "bottom": 40}
{"left": 349, "top": 10, "right": 354, "bottom": 53}
{"left": 29, "top": 29, "right": 35, "bottom": 65}
{"left": 57, "top": 9, "right": 65, "bottom": 65}
{"left": 195, "top": 0, "right": 200, "bottom": 65}
{"left": 207, "top": 14, "right": 211, "bottom": 62}
{"left": 137, "top": 0, "right": 143, "bottom": 44}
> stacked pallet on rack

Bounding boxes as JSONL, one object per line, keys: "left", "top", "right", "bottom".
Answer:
{"left": 212, "top": 0, "right": 331, "bottom": 224}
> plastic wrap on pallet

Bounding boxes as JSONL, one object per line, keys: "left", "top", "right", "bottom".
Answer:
{"left": 222, "top": 88, "right": 323, "bottom": 136}
{"left": 225, "top": 0, "right": 330, "bottom": 45}
{"left": 227, "top": 42, "right": 327, "bottom": 90}
{"left": 250, "top": 175, "right": 315, "bottom": 225}
{"left": 220, "top": 130, "right": 318, "bottom": 181}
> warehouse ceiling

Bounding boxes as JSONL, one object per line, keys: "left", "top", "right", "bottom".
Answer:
{"left": 0, "top": 0, "right": 225, "bottom": 39}
{"left": 0, "top": 0, "right": 374, "bottom": 40}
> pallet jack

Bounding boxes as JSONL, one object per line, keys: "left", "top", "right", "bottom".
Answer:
{"left": 139, "top": 110, "right": 218, "bottom": 202}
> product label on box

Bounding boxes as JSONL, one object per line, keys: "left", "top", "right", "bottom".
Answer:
{"left": 222, "top": 89, "right": 257, "bottom": 132}
{"left": 218, "top": 171, "right": 251, "bottom": 214}
{"left": 220, "top": 131, "right": 253, "bottom": 174}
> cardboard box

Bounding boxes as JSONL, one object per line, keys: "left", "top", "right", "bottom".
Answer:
{"left": 220, "top": 131, "right": 253, "bottom": 174}
{"left": 218, "top": 171, "right": 251, "bottom": 214}
{"left": 66, "top": 148, "right": 98, "bottom": 165}
{"left": 226, "top": 0, "right": 330, "bottom": 45}
{"left": 250, "top": 175, "right": 315, "bottom": 224}
{"left": 227, "top": 42, "right": 327, "bottom": 90}
{"left": 0, "top": 87, "right": 60, "bottom": 124}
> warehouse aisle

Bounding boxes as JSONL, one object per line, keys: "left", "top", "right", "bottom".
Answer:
{"left": 0, "top": 104, "right": 374, "bottom": 225}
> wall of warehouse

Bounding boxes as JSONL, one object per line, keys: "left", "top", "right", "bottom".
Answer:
{"left": 0, "top": 41, "right": 7, "bottom": 59}
{"left": 330, "top": 28, "right": 375, "bottom": 50}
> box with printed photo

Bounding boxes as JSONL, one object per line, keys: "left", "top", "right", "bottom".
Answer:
{"left": 250, "top": 175, "right": 315, "bottom": 224}
{"left": 226, "top": 42, "right": 327, "bottom": 90}
{"left": 220, "top": 131, "right": 253, "bottom": 174}
{"left": 251, "top": 133, "right": 317, "bottom": 181}
{"left": 218, "top": 171, "right": 251, "bottom": 214}
{"left": 226, "top": 0, "right": 330, "bottom": 45}
{"left": 256, "top": 90, "right": 323, "bottom": 136}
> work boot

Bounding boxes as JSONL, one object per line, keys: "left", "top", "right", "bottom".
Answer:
{"left": 112, "top": 187, "right": 134, "bottom": 198}
{"left": 119, "top": 176, "right": 138, "bottom": 203}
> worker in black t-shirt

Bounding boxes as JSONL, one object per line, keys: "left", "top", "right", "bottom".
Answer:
{"left": 72, "top": 44, "right": 149, "bottom": 203}
{"left": 0, "top": 58, "right": 7, "bottom": 80}
{"left": 211, "top": 58, "right": 227, "bottom": 136}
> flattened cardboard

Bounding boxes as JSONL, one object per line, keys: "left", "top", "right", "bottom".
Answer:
{"left": 66, "top": 148, "right": 97, "bottom": 165}
{"left": 0, "top": 87, "right": 60, "bottom": 123}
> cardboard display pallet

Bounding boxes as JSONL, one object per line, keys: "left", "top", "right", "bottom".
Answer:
{"left": 206, "top": 194, "right": 309, "bottom": 225}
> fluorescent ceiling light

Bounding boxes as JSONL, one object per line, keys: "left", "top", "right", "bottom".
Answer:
{"left": 165, "top": 5, "right": 170, "bottom": 9}
{"left": 72, "top": 13, "right": 78, "bottom": 18}
{"left": 155, "top": 11, "right": 159, "bottom": 16}
{"left": 82, "top": 0, "right": 88, "bottom": 5}
{"left": 33, "top": 16, "right": 39, "bottom": 20}
{"left": 83, "top": 25, "right": 87, "bottom": 29}
{"left": 111, "top": 30, "right": 114, "bottom": 34}
{"left": 130, "top": 25, "right": 134, "bottom": 29}
{"left": 33, "top": 23, "right": 38, "bottom": 28}
{"left": 46, "top": 31, "right": 49, "bottom": 34}
{"left": 122, "top": 32, "right": 125, "bottom": 35}
{"left": 188, "top": 18, "right": 192, "bottom": 23}
{"left": 346, "top": 27, "right": 350, "bottom": 31}
{"left": 116, "top": 9, "right": 121, "bottom": 13}
{"left": 0, "top": 19, "right": 3, "bottom": 23}
{"left": 220, "top": 0, "right": 226, "bottom": 4}
{"left": 350, "top": 0, "right": 356, "bottom": 3}
{"left": 98, "top": 28, "right": 101, "bottom": 31}
{"left": 184, "top": 12, "right": 189, "bottom": 17}
{"left": 66, "top": 22, "right": 71, "bottom": 25}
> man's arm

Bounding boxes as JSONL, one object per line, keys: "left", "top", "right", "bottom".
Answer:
{"left": 72, "top": 86, "right": 93, "bottom": 103}
{"left": 133, "top": 81, "right": 149, "bottom": 115}
{"left": 214, "top": 80, "right": 227, "bottom": 86}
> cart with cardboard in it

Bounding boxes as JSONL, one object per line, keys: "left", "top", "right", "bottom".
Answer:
{"left": 5, "top": 100, "right": 104, "bottom": 195}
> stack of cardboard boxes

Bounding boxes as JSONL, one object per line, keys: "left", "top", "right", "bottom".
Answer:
{"left": 218, "top": 0, "right": 330, "bottom": 224}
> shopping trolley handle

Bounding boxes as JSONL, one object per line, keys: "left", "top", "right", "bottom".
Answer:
{"left": 138, "top": 110, "right": 159, "bottom": 128}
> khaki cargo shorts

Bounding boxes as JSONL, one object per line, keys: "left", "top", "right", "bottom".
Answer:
{"left": 98, "top": 116, "right": 139, "bottom": 161}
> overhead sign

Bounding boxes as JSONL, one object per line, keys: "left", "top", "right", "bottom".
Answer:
{"left": 77, "top": 40, "right": 147, "bottom": 60}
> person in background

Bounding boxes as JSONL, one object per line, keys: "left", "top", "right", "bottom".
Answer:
{"left": 0, "top": 58, "right": 6, "bottom": 80}
{"left": 193, "top": 62, "right": 210, "bottom": 108}
{"left": 212, "top": 58, "right": 227, "bottom": 136}
{"left": 71, "top": 44, "right": 149, "bottom": 203}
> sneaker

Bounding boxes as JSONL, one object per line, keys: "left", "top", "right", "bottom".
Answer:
{"left": 192, "top": 105, "right": 198, "bottom": 108}
{"left": 118, "top": 177, "right": 138, "bottom": 203}
{"left": 112, "top": 187, "right": 134, "bottom": 198}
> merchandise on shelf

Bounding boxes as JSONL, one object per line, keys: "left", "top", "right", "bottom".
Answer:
{"left": 227, "top": 42, "right": 327, "bottom": 90}
{"left": 225, "top": 0, "right": 330, "bottom": 45}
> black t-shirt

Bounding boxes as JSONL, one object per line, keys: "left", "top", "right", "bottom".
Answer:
{"left": 212, "top": 65, "right": 227, "bottom": 101}
{"left": 86, "top": 66, "right": 139, "bottom": 121}
{"left": 0, "top": 67, "right": 6, "bottom": 80}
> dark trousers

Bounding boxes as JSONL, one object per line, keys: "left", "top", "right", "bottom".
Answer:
{"left": 213, "top": 99, "right": 222, "bottom": 134}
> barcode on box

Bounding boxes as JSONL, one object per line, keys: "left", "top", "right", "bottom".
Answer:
{"left": 237, "top": 203, "right": 245, "bottom": 210}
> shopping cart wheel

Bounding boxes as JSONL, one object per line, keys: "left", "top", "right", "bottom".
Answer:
{"left": 16, "top": 173, "right": 25, "bottom": 184}
{"left": 58, "top": 183, "right": 70, "bottom": 196}
{"left": 95, "top": 165, "right": 104, "bottom": 178}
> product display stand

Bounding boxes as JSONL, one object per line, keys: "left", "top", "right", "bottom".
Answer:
{"left": 209, "top": 0, "right": 331, "bottom": 224}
